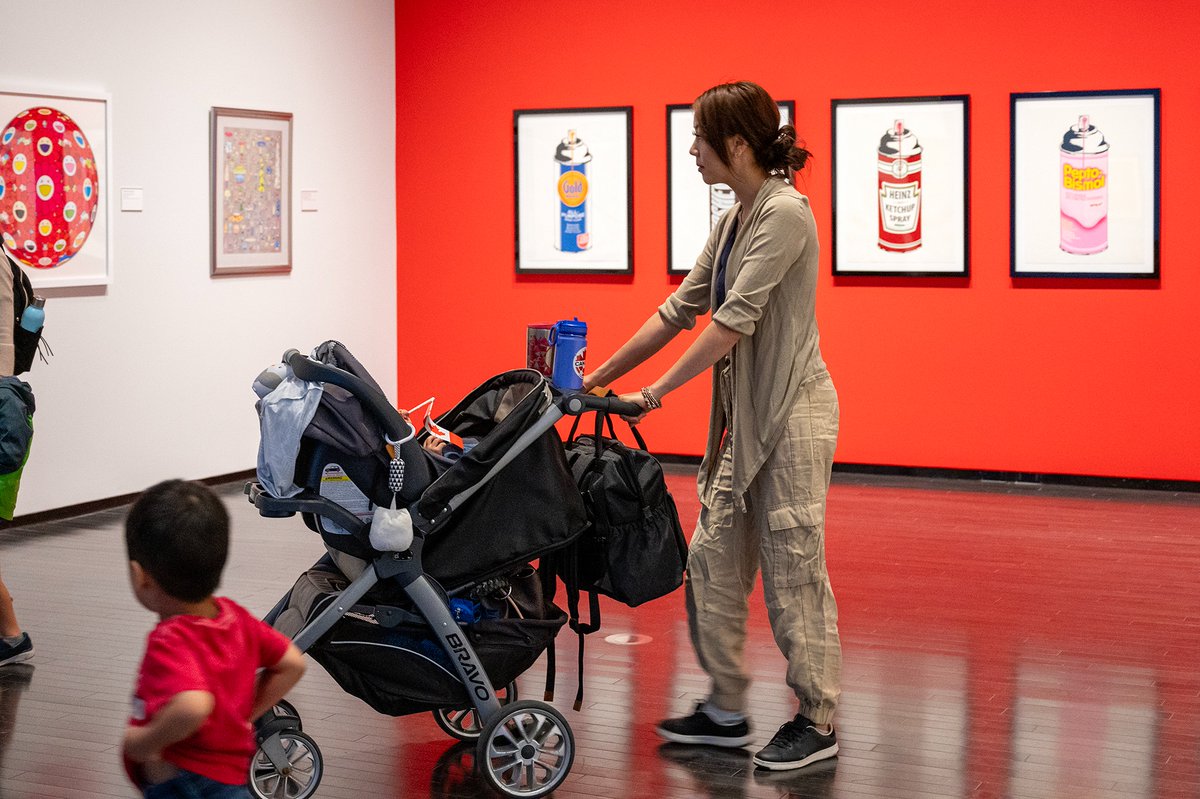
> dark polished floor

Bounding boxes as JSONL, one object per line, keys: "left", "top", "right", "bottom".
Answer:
{"left": 0, "top": 468, "right": 1197, "bottom": 798}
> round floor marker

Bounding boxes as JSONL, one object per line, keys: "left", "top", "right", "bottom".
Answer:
{"left": 604, "top": 633, "right": 652, "bottom": 646}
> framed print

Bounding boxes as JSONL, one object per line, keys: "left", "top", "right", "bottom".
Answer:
{"left": 1011, "top": 89, "right": 1159, "bottom": 278}
{"left": 667, "top": 101, "right": 794, "bottom": 275}
{"left": 0, "top": 87, "right": 112, "bottom": 288}
{"left": 210, "top": 107, "right": 292, "bottom": 276}
{"left": 515, "top": 107, "right": 632, "bottom": 274}
{"left": 832, "top": 95, "right": 969, "bottom": 277}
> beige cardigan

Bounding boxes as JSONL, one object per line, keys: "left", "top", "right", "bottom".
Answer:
{"left": 0, "top": 258, "right": 13, "bottom": 376}
{"left": 659, "top": 176, "right": 827, "bottom": 511}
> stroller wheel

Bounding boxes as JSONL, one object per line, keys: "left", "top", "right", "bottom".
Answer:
{"left": 433, "top": 681, "right": 518, "bottom": 740}
{"left": 259, "top": 699, "right": 301, "bottom": 730}
{"left": 477, "top": 700, "right": 574, "bottom": 798}
{"left": 272, "top": 699, "right": 299, "bottom": 720}
{"left": 249, "top": 730, "right": 323, "bottom": 799}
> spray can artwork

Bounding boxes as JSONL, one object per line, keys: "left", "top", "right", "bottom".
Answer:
{"left": 554, "top": 130, "right": 592, "bottom": 252}
{"left": 709, "top": 184, "right": 736, "bottom": 229}
{"left": 877, "top": 120, "right": 922, "bottom": 252}
{"left": 1059, "top": 115, "right": 1108, "bottom": 255}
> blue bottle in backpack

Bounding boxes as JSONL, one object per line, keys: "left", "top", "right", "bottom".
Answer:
{"left": 550, "top": 318, "right": 587, "bottom": 391}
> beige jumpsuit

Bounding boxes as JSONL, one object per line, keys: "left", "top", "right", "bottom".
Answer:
{"left": 659, "top": 176, "right": 841, "bottom": 725}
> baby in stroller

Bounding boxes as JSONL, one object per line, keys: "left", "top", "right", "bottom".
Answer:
{"left": 245, "top": 341, "right": 637, "bottom": 799}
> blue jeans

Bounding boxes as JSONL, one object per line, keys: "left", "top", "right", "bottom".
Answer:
{"left": 143, "top": 769, "right": 249, "bottom": 799}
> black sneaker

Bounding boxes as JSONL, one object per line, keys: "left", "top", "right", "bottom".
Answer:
{"left": 656, "top": 703, "right": 753, "bottom": 748}
{"left": 752, "top": 715, "right": 838, "bottom": 770}
{"left": 0, "top": 633, "right": 32, "bottom": 667}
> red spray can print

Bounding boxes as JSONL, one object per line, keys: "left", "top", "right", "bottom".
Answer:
{"left": 877, "top": 120, "right": 922, "bottom": 252}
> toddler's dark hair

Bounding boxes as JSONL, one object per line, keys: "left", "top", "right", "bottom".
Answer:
{"left": 125, "top": 479, "right": 229, "bottom": 602}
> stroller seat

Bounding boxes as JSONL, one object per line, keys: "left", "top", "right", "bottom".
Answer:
{"left": 253, "top": 342, "right": 587, "bottom": 591}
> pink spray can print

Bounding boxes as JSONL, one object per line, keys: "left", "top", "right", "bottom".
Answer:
{"left": 877, "top": 120, "right": 922, "bottom": 252}
{"left": 1059, "top": 115, "right": 1108, "bottom": 254}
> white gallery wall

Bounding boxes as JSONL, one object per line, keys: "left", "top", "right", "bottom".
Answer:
{"left": 0, "top": 0, "right": 397, "bottom": 514}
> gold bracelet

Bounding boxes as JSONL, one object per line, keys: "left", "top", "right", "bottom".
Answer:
{"left": 640, "top": 386, "right": 662, "bottom": 410}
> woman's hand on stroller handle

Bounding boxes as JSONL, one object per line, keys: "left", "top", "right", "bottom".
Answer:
{"left": 559, "top": 390, "right": 642, "bottom": 419}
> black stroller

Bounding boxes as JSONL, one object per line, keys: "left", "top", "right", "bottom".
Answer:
{"left": 244, "top": 342, "right": 637, "bottom": 799}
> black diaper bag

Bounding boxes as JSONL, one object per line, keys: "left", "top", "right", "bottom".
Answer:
{"left": 562, "top": 412, "right": 687, "bottom": 607}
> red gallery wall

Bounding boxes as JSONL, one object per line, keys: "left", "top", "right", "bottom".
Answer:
{"left": 394, "top": 0, "right": 1200, "bottom": 482}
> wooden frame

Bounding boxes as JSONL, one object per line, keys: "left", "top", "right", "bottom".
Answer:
{"left": 210, "top": 107, "right": 292, "bottom": 276}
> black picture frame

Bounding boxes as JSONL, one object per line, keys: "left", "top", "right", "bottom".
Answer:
{"left": 1010, "top": 88, "right": 1160, "bottom": 279}
{"left": 831, "top": 95, "right": 970, "bottom": 277}
{"left": 666, "top": 101, "right": 794, "bottom": 275}
{"left": 514, "top": 106, "right": 633, "bottom": 275}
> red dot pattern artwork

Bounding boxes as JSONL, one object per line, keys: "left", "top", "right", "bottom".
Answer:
{"left": 0, "top": 106, "right": 100, "bottom": 269}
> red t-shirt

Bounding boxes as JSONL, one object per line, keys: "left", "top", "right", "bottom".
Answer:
{"left": 126, "top": 597, "right": 291, "bottom": 786}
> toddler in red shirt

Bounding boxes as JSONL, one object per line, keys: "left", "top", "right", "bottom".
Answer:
{"left": 122, "top": 480, "right": 306, "bottom": 798}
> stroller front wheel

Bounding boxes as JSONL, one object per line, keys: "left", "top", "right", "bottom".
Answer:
{"left": 250, "top": 729, "right": 324, "bottom": 799}
{"left": 477, "top": 699, "right": 574, "bottom": 798}
{"left": 434, "top": 681, "right": 518, "bottom": 740}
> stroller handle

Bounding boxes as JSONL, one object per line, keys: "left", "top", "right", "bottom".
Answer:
{"left": 282, "top": 349, "right": 414, "bottom": 443}
{"left": 559, "top": 391, "right": 644, "bottom": 418}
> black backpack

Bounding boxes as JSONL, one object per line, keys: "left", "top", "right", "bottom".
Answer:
{"left": 6, "top": 252, "right": 43, "bottom": 375}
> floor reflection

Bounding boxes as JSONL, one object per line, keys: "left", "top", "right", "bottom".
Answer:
{"left": 0, "top": 664, "right": 32, "bottom": 799}
{"left": 658, "top": 743, "right": 752, "bottom": 799}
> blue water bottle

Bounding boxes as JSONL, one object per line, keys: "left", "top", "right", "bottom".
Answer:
{"left": 449, "top": 598, "right": 481, "bottom": 625}
{"left": 19, "top": 297, "right": 45, "bottom": 333}
{"left": 550, "top": 318, "right": 587, "bottom": 391}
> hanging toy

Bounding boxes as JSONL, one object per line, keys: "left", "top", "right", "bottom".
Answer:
{"left": 369, "top": 430, "right": 414, "bottom": 552}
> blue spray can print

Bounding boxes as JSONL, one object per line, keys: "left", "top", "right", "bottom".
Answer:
{"left": 554, "top": 130, "right": 592, "bottom": 252}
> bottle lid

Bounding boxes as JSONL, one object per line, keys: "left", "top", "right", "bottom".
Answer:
{"left": 555, "top": 318, "right": 587, "bottom": 336}
{"left": 29, "top": 296, "right": 45, "bottom": 309}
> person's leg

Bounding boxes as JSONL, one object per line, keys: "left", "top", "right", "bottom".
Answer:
{"left": 657, "top": 437, "right": 759, "bottom": 746}
{"left": 684, "top": 437, "right": 761, "bottom": 714}
{"left": 0, "top": 574, "right": 21, "bottom": 637}
{"left": 0, "top": 570, "right": 32, "bottom": 666}
{"left": 752, "top": 376, "right": 841, "bottom": 769}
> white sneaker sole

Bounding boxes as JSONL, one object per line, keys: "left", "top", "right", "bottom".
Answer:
{"left": 656, "top": 727, "right": 754, "bottom": 748}
{"left": 0, "top": 648, "right": 33, "bottom": 667}
{"left": 752, "top": 741, "right": 838, "bottom": 770}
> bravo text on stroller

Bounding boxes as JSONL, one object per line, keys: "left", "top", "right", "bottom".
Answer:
{"left": 446, "top": 632, "right": 491, "bottom": 701}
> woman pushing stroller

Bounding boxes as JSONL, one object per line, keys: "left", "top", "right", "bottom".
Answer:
{"left": 584, "top": 80, "right": 842, "bottom": 772}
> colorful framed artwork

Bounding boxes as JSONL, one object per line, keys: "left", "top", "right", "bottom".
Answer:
{"left": 831, "top": 95, "right": 970, "bottom": 277}
{"left": 514, "top": 107, "right": 632, "bottom": 275}
{"left": 1010, "top": 89, "right": 1160, "bottom": 278}
{"left": 210, "top": 107, "right": 292, "bottom": 277}
{"left": 667, "top": 101, "right": 794, "bottom": 275}
{"left": 0, "top": 87, "right": 112, "bottom": 289}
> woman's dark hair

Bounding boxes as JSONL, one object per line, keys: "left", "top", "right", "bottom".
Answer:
{"left": 125, "top": 479, "right": 230, "bottom": 602}
{"left": 693, "top": 81, "right": 811, "bottom": 175}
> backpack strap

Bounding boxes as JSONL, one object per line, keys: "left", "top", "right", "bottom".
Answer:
{"left": 538, "top": 564, "right": 558, "bottom": 701}
{"left": 561, "top": 546, "right": 601, "bottom": 712}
